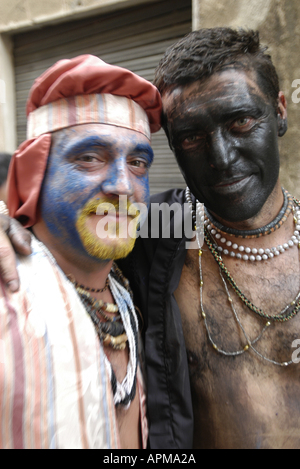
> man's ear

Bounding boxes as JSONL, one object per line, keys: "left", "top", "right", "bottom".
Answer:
{"left": 277, "top": 91, "right": 288, "bottom": 137}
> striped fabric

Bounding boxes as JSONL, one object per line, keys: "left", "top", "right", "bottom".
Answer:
{"left": 0, "top": 236, "right": 147, "bottom": 449}
{"left": 27, "top": 94, "right": 151, "bottom": 141}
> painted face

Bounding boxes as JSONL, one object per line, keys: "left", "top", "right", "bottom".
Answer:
{"left": 39, "top": 123, "right": 153, "bottom": 261}
{"left": 162, "top": 69, "right": 287, "bottom": 222}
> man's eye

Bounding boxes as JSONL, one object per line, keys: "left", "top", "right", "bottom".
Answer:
{"left": 187, "top": 136, "right": 198, "bottom": 142}
{"left": 128, "top": 159, "right": 149, "bottom": 176}
{"left": 231, "top": 117, "right": 254, "bottom": 131}
{"left": 236, "top": 118, "right": 250, "bottom": 126}
{"left": 129, "top": 160, "right": 148, "bottom": 168}
{"left": 74, "top": 154, "right": 106, "bottom": 171}
{"left": 185, "top": 135, "right": 201, "bottom": 143}
{"left": 181, "top": 135, "right": 203, "bottom": 149}
{"left": 130, "top": 161, "right": 142, "bottom": 167}
{"left": 77, "top": 155, "right": 98, "bottom": 162}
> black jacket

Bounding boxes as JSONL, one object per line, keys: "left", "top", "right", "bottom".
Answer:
{"left": 119, "top": 189, "right": 194, "bottom": 449}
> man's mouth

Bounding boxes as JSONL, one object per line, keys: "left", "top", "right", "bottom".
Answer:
{"left": 213, "top": 175, "right": 253, "bottom": 194}
{"left": 84, "top": 199, "right": 132, "bottom": 217}
{"left": 90, "top": 210, "right": 131, "bottom": 221}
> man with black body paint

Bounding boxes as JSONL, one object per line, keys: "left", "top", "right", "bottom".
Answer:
{"left": 1, "top": 28, "right": 300, "bottom": 449}
{"left": 144, "top": 28, "right": 300, "bottom": 449}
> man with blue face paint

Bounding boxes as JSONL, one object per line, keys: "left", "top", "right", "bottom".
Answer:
{"left": 0, "top": 54, "right": 161, "bottom": 449}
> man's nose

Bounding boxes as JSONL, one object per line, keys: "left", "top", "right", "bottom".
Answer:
{"left": 208, "top": 129, "right": 238, "bottom": 170}
{"left": 101, "top": 158, "right": 134, "bottom": 196}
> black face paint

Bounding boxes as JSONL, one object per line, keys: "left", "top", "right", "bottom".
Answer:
{"left": 163, "top": 69, "right": 285, "bottom": 223}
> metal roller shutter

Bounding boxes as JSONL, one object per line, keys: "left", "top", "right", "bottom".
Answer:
{"left": 13, "top": 0, "right": 191, "bottom": 195}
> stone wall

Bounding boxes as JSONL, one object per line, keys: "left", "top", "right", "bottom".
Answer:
{"left": 0, "top": 0, "right": 155, "bottom": 153}
{"left": 0, "top": 0, "right": 150, "bottom": 32}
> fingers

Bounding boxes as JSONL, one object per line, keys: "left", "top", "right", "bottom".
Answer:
{"left": 0, "top": 228, "right": 20, "bottom": 292}
{"left": 0, "top": 215, "right": 32, "bottom": 293}
{"left": 8, "top": 219, "right": 32, "bottom": 256}
{"left": 0, "top": 213, "right": 10, "bottom": 233}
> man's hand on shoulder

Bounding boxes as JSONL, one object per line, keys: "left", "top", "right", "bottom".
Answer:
{"left": 0, "top": 214, "right": 32, "bottom": 292}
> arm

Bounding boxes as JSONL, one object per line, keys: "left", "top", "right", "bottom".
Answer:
{"left": 0, "top": 214, "right": 32, "bottom": 292}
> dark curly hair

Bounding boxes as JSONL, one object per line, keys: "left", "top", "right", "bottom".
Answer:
{"left": 154, "top": 28, "right": 280, "bottom": 111}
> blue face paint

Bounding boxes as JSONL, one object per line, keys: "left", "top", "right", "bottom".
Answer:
{"left": 39, "top": 124, "right": 153, "bottom": 261}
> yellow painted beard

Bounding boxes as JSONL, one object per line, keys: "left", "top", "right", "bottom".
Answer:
{"left": 76, "top": 198, "right": 138, "bottom": 261}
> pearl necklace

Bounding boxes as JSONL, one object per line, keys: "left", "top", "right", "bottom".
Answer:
{"left": 205, "top": 206, "right": 300, "bottom": 261}
{"left": 185, "top": 187, "right": 300, "bottom": 367}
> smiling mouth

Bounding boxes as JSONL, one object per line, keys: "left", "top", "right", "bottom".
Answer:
{"left": 213, "top": 175, "right": 253, "bottom": 194}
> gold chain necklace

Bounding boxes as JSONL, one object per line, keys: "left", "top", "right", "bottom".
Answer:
{"left": 186, "top": 187, "right": 299, "bottom": 367}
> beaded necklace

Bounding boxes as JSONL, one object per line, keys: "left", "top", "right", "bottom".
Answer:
{"left": 185, "top": 187, "right": 300, "bottom": 366}
{"left": 106, "top": 270, "right": 139, "bottom": 406}
{"left": 75, "top": 287, "right": 128, "bottom": 350}
{"left": 205, "top": 205, "right": 300, "bottom": 262}
{"left": 72, "top": 276, "right": 110, "bottom": 293}
{"left": 73, "top": 263, "right": 139, "bottom": 407}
